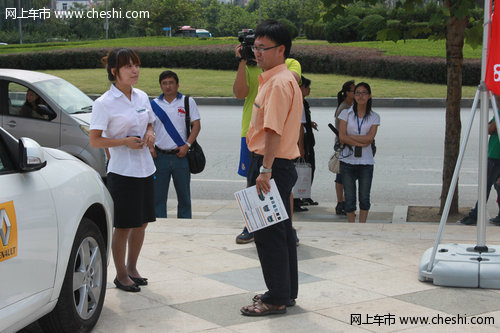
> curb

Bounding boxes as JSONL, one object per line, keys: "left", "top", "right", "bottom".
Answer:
{"left": 88, "top": 94, "right": 474, "bottom": 108}
{"left": 392, "top": 205, "right": 409, "bottom": 224}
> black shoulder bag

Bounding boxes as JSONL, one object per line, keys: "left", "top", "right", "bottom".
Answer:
{"left": 184, "top": 95, "right": 206, "bottom": 174}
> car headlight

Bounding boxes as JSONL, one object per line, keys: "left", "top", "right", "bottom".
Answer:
{"left": 80, "top": 125, "right": 90, "bottom": 136}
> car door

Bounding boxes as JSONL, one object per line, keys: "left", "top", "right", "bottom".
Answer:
{"left": 2, "top": 80, "right": 61, "bottom": 148}
{"left": 0, "top": 133, "right": 58, "bottom": 315}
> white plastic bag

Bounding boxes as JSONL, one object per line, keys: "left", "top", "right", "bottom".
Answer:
{"left": 292, "top": 161, "right": 312, "bottom": 199}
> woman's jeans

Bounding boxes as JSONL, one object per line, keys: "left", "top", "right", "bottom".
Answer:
{"left": 340, "top": 162, "right": 374, "bottom": 213}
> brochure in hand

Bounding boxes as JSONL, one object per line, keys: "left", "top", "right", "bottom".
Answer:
{"left": 234, "top": 179, "right": 289, "bottom": 233}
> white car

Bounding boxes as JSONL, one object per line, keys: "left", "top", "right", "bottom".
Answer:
{"left": 0, "top": 126, "right": 113, "bottom": 333}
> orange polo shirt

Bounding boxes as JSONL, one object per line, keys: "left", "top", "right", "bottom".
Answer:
{"left": 246, "top": 63, "right": 302, "bottom": 160}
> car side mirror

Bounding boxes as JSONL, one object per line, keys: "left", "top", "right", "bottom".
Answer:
{"left": 37, "top": 104, "right": 57, "bottom": 120}
{"left": 19, "top": 137, "right": 47, "bottom": 171}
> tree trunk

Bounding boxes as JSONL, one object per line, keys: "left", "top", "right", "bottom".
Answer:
{"left": 439, "top": 0, "right": 468, "bottom": 214}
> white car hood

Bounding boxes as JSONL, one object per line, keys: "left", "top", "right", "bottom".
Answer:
{"left": 43, "top": 147, "right": 79, "bottom": 161}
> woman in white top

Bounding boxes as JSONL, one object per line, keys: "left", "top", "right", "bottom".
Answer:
{"left": 338, "top": 82, "right": 380, "bottom": 223}
{"left": 90, "top": 48, "right": 156, "bottom": 292}
{"left": 333, "top": 80, "right": 355, "bottom": 216}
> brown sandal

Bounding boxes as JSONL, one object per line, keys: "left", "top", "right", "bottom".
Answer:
{"left": 252, "top": 294, "right": 296, "bottom": 307}
{"left": 241, "top": 300, "right": 286, "bottom": 316}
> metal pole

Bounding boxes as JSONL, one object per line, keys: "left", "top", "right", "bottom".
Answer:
{"left": 17, "top": 0, "right": 22, "bottom": 44}
{"left": 475, "top": 0, "right": 492, "bottom": 251}
{"left": 426, "top": 89, "right": 480, "bottom": 271}
{"left": 105, "top": 0, "right": 109, "bottom": 40}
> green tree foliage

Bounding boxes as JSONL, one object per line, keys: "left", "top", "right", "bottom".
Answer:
{"left": 324, "top": 15, "right": 360, "bottom": 42}
{"left": 278, "top": 18, "right": 298, "bottom": 39}
{"left": 132, "top": 0, "right": 202, "bottom": 36}
{"left": 358, "top": 14, "right": 386, "bottom": 40}
{"left": 199, "top": 0, "right": 257, "bottom": 37}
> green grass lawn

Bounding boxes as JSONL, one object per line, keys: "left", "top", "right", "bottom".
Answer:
{"left": 0, "top": 36, "right": 237, "bottom": 54}
{"left": 41, "top": 68, "right": 478, "bottom": 98}
{"left": 295, "top": 39, "right": 482, "bottom": 59}
{"left": 0, "top": 37, "right": 482, "bottom": 59}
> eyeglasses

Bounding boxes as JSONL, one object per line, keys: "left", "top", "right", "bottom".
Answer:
{"left": 355, "top": 91, "right": 369, "bottom": 96}
{"left": 251, "top": 45, "right": 280, "bottom": 53}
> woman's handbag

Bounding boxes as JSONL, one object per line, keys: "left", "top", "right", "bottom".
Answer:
{"left": 184, "top": 96, "right": 206, "bottom": 174}
{"left": 328, "top": 151, "right": 340, "bottom": 174}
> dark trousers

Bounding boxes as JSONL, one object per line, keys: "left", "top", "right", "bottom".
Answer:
{"left": 248, "top": 153, "right": 298, "bottom": 305}
{"left": 469, "top": 158, "right": 500, "bottom": 219}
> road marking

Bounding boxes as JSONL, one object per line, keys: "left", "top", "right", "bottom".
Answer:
{"left": 409, "top": 168, "right": 478, "bottom": 173}
{"left": 408, "top": 183, "right": 477, "bottom": 187}
{"left": 192, "top": 179, "right": 246, "bottom": 183}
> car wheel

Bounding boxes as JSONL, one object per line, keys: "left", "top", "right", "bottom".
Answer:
{"left": 39, "top": 218, "right": 107, "bottom": 333}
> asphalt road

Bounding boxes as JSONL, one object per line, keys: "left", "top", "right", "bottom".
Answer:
{"left": 183, "top": 105, "right": 494, "bottom": 211}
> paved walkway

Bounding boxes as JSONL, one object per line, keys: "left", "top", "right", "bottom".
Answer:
{"left": 91, "top": 201, "right": 500, "bottom": 333}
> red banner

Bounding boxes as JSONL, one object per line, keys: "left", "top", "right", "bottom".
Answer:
{"left": 486, "top": 2, "right": 500, "bottom": 95}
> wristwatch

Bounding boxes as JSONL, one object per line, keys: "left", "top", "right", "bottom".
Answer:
{"left": 259, "top": 165, "right": 272, "bottom": 174}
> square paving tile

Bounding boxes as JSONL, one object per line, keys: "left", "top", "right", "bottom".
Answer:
{"left": 230, "top": 244, "right": 338, "bottom": 261}
{"left": 171, "top": 293, "right": 306, "bottom": 327}
{"left": 205, "top": 267, "right": 323, "bottom": 292}
{"left": 395, "top": 288, "right": 500, "bottom": 316}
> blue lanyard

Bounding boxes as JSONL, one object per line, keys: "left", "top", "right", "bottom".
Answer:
{"left": 356, "top": 114, "right": 366, "bottom": 134}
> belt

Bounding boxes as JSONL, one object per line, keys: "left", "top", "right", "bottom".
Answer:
{"left": 250, "top": 152, "right": 263, "bottom": 159}
{"left": 155, "top": 146, "right": 179, "bottom": 155}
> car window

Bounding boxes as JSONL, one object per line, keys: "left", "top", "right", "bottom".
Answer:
{"left": 0, "top": 138, "right": 15, "bottom": 173}
{"left": 7, "top": 82, "right": 51, "bottom": 121}
{"left": 34, "top": 78, "right": 93, "bottom": 114}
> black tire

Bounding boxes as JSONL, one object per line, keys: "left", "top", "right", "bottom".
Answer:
{"left": 39, "top": 218, "right": 107, "bottom": 333}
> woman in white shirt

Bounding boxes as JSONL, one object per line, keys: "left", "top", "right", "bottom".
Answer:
{"left": 90, "top": 48, "right": 156, "bottom": 292}
{"left": 338, "top": 82, "right": 380, "bottom": 223}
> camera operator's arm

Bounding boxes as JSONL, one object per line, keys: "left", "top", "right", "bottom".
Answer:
{"left": 233, "top": 45, "right": 249, "bottom": 100}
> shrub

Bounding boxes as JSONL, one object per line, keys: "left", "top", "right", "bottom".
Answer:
{"left": 324, "top": 16, "right": 361, "bottom": 43}
{"left": 358, "top": 14, "right": 386, "bottom": 41}
{"left": 0, "top": 44, "right": 480, "bottom": 86}
{"left": 304, "top": 20, "right": 326, "bottom": 40}
{"left": 278, "top": 18, "right": 299, "bottom": 40}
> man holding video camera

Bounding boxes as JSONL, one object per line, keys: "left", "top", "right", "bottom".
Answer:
{"left": 233, "top": 27, "right": 302, "bottom": 245}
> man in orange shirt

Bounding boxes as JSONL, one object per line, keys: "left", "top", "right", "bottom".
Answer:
{"left": 240, "top": 20, "right": 302, "bottom": 317}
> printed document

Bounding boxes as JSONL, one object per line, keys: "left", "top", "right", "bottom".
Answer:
{"left": 234, "top": 179, "right": 289, "bottom": 233}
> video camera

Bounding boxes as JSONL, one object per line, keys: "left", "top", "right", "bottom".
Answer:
{"left": 238, "top": 29, "right": 255, "bottom": 63}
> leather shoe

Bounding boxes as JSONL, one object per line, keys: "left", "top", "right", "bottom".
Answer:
{"left": 114, "top": 277, "right": 140, "bottom": 292}
{"left": 294, "top": 205, "right": 308, "bottom": 212}
{"left": 129, "top": 275, "right": 148, "bottom": 286}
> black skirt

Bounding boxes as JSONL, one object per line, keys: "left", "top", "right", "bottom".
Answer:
{"left": 106, "top": 172, "right": 156, "bottom": 228}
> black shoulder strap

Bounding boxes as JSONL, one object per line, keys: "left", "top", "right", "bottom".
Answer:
{"left": 184, "top": 95, "right": 191, "bottom": 136}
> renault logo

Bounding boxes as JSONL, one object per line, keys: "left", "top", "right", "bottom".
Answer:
{"left": 0, "top": 209, "right": 11, "bottom": 246}
{"left": 0, "top": 201, "right": 18, "bottom": 262}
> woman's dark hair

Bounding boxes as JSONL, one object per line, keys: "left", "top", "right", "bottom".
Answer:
{"left": 353, "top": 82, "right": 372, "bottom": 116}
{"left": 102, "top": 48, "right": 141, "bottom": 82}
{"left": 255, "top": 19, "right": 292, "bottom": 58}
{"left": 300, "top": 75, "right": 311, "bottom": 88}
{"left": 337, "top": 80, "right": 355, "bottom": 105}
{"left": 25, "top": 89, "right": 42, "bottom": 107}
